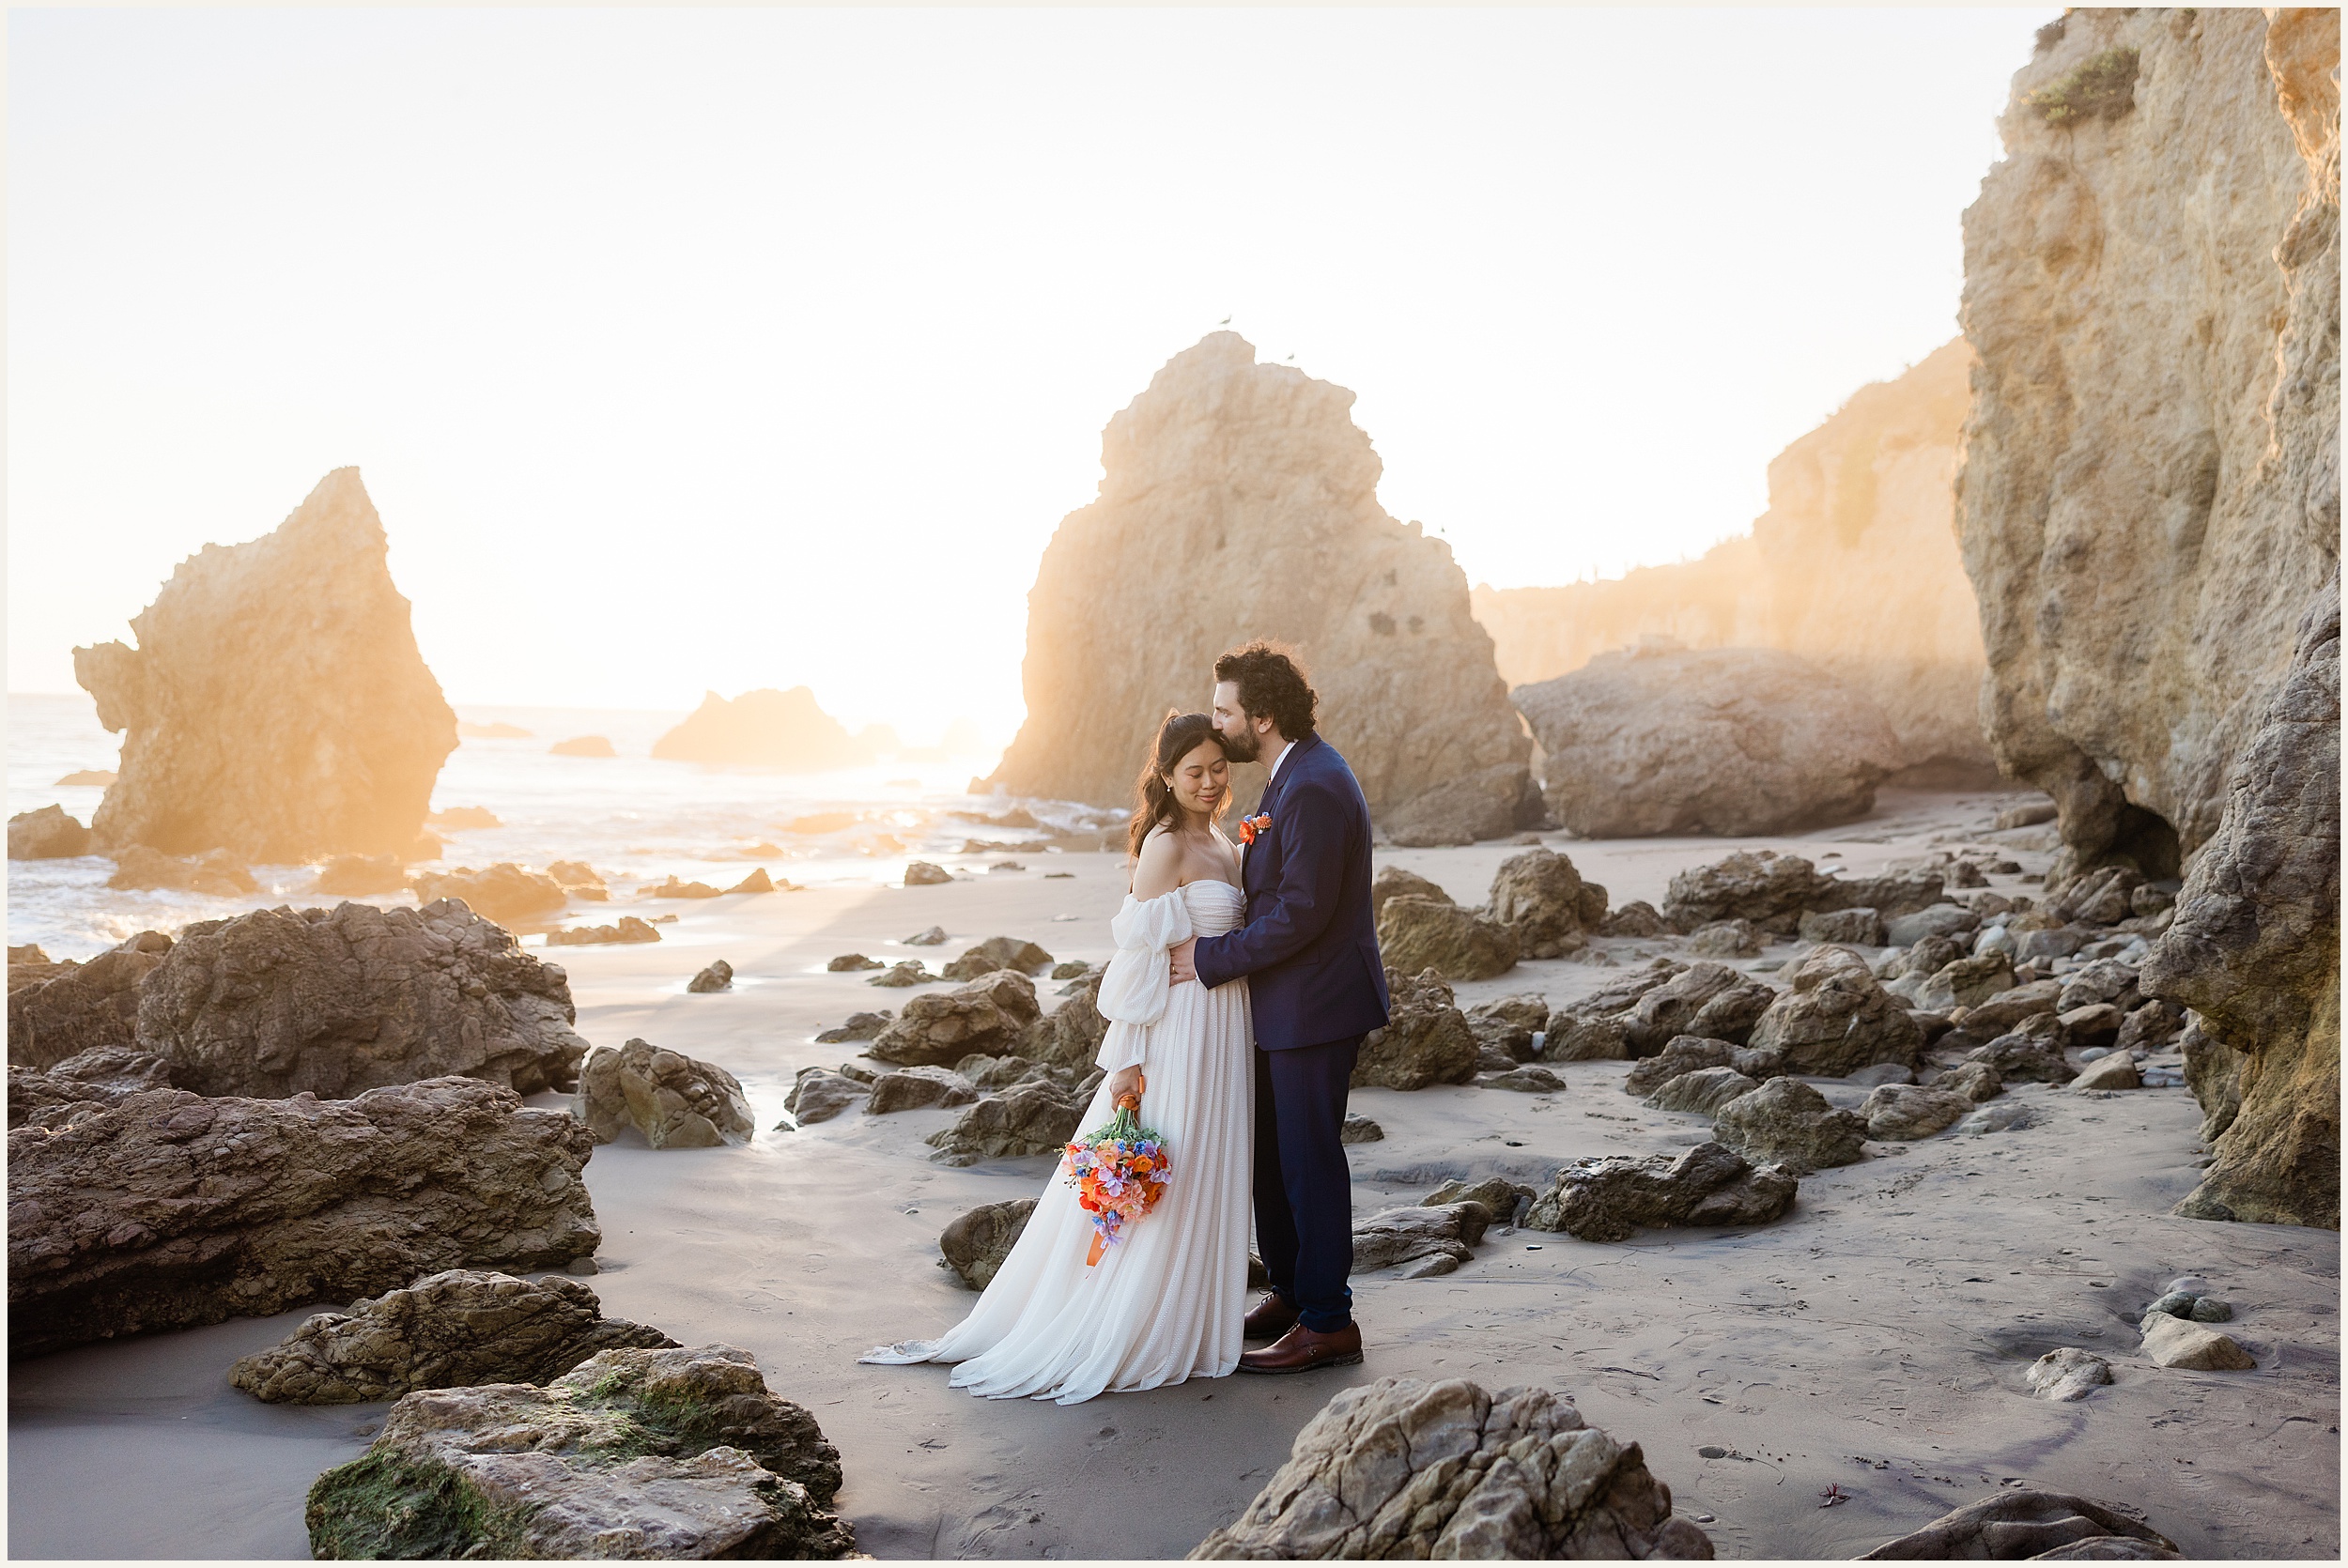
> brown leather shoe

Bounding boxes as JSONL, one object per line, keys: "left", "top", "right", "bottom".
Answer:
{"left": 1236, "top": 1321, "right": 1363, "bottom": 1375}
{"left": 1243, "top": 1293, "right": 1300, "bottom": 1342}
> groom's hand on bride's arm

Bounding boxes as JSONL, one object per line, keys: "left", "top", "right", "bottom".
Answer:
{"left": 1169, "top": 936, "right": 1198, "bottom": 985}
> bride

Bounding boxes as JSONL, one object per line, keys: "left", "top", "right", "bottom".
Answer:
{"left": 860, "top": 711, "right": 1254, "bottom": 1405}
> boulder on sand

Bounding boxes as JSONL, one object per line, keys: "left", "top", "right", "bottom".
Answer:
{"left": 686, "top": 959, "right": 734, "bottom": 993}
{"left": 869, "top": 971, "right": 1043, "bottom": 1067}
{"left": 1352, "top": 968, "right": 1479, "bottom": 1090}
{"left": 1711, "top": 1077, "right": 1868, "bottom": 1174}
{"left": 865, "top": 1066, "right": 979, "bottom": 1115}
{"left": 904, "top": 860, "right": 952, "bottom": 886}
{"left": 1859, "top": 1489, "right": 2178, "bottom": 1560}
{"left": 1485, "top": 847, "right": 1600, "bottom": 957}
{"left": 1370, "top": 865, "right": 1453, "bottom": 920}
{"left": 1376, "top": 896, "right": 1519, "bottom": 981}
{"left": 926, "top": 1080, "right": 1084, "bottom": 1166}
{"left": 8, "top": 806, "right": 91, "bottom": 860}
{"left": 135, "top": 901, "right": 589, "bottom": 1098}
{"left": 939, "top": 1198, "right": 1037, "bottom": 1289}
{"left": 304, "top": 1345, "right": 854, "bottom": 1560}
{"left": 1861, "top": 1084, "right": 1975, "bottom": 1141}
{"left": 651, "top": 687, "right": 866, "bottom": 769}
{"left": 575, "top": 1039, "right": 754, "bottom": 1149}
{"left": 1622, "top": 1036, "right": 1738, "bottom": 1098}
{"left": 1523, "top": 1140, "right": 1799, "bottom": 1242}
{"left": 983, "top": 333, "right": 1535, "bottom": 833}
{"left": 7, "top": 933, "right": 173, "bottom": 1070}
{"left": 71, "top": 468, "right": 457, "bottom": 861}
{"left": 1626, "top": 963, "right": 1777, "bottom": 1053}
{"left": 782, "top": 1068, "right": 868, "bottom": 1126}
{"left": 1969, "top": 1014, "right": 2076, "bottom": 1084}
{"left": 1464, "top": 993, "right": 1549, "bottom": 1062}
{"left": 1515, "top": 645, "right": 1900, "bottom": 838}
{"left": 228, "top": 1269, "right": 676, "bottom": 1404}
{"left": 1350, "top": 1202, "right": 1491, "bottom": 1279}
{"left": 409, "top": 863, "right": 568, "bottom": 928}
{"left": 1645, "top": 1066, "right": 1760, "bottom": 1116}
{"left": 941, "top": 936, "right": 1055, "bottom": 980}
{"left": 1661, "top": 851, "right": 1833, "bottom": 934}
{"left": 1745, "top": 945, "right": 1923, "bottom": 1076}
{"left": 8, "top": 1075, "right": 600, "bottom": 1358}
{"left": 1191, "top": 1376, "right": 1712, "bottom": 1560}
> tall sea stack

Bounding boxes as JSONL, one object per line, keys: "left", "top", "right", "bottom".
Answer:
{"left": 74, "top": 468, "right": 458, "bottom": 863}
{"left": 989, "top": 333, "right": 1537, "bottom": 844}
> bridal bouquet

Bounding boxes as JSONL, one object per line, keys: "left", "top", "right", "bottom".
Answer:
{"left": 1062, "top": 1091, "right": 1169, "bottom": 1267}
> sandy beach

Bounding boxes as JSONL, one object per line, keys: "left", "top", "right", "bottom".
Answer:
{"left": 8, "top": 787, "right": 2338, "bottom": 1560}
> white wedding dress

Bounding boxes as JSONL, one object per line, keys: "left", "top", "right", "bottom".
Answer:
{"left": 860, "top": 879, "right": 1254, "bottom": 1405}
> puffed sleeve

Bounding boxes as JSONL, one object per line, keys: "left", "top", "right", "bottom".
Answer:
{"left": 1091, "top": 889, "right": 1195, "bottom": 1072}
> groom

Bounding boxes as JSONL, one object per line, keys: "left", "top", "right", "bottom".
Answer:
{"left": 1170, "top": 640, "right": 1389, "bottom": 1374}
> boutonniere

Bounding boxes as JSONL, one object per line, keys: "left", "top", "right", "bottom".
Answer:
{"left": 1239, "top": 812, "right": 1273, "bottom": 846}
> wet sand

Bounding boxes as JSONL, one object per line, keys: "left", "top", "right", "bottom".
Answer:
{"left": 8, "top": 790, "right": 2339, "bottom": 1559}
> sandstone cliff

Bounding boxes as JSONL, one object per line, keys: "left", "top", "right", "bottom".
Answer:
{"left": 73, "top": 469, "right": 456, "bottom": 861}
{"left": 989, "top": 333, "right": 1535, "bottom": 841}
{"left": 1956, "top": 8, "right": 2339, "bottom": 881}
{"left": 1473, "top": 339, "right": 1991, "bottom": 778}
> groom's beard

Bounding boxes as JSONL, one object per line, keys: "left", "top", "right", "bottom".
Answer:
{"left": 1222, "top": 726, "right": 1260, "bottom": 763}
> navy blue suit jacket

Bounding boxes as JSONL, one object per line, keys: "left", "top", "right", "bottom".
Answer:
{"left": 1194, "top": 732, "right": 1391, "bottom": 1050}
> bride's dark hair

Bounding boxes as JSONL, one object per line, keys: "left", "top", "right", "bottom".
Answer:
{"left": 1127, "top": 710, "right": 1231, "bottom": 859}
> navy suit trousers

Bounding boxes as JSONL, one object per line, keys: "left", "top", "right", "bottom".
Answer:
{"left": 1254, "top": 1034, "right": 1360, "bottom": 1332}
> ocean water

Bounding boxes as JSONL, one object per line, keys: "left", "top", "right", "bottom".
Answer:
{"left": 7, "top": 692, "right": 1107, "bottom": 959}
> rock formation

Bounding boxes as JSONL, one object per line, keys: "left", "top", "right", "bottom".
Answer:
{"left": 1515, "top": 647, "right": 1903, "bottom": 837}
{"left": 939, "top": 1198, "right": 1037, "bottom": 1289}
{"left": 304, "top": 1345, "right": 854, "bottom": 1560}
{"left": 8, "top": 805, "right": 91, "bottom": 859}
{"left": 1192, "top": 1376, "right": 1711, "bottom": 1560}
{"left": 71, "top": 468, "right": 457, "bottom": 861}
{"left": 1349, "top": 1202, "right": 1491, "bottom": 1278}
{"left": 1711, "top": 1077, "right": 1869, "bottom": 1174}
{"left": 1860, "top": 1490, "right": 2177, "bottom": 1560}
{"left": 1956, "top": 8, "right": 2339, "bottom": 885}
{"left": 575, "top": 1039, "right": 755, "bottom": 1149}
{"left": 1523, "top": 1142, "right": 1799, "bottom": 1242}
{"left": 1485, "top": 847, "right": 1603, "bottom": 957}
{"left": 1746, "top": 945, "right": 1923, "bottom": 1076}
{"left": 8, "top": 1076, "right": 600, "bottom": 1357}
{"left": 2145, "top": 579, "right": 2340, "bottom": 1227}
{"left": 136, "top": 901, "right": 588, "bottom": 1099}
{"left": 926, "top": 1080, "right": 1084, "bottom": 1165}
{"left": 869, "top": 970, "right": 1043, "bottom": 1067}
{"left": 650, "top": 687, "right": 868, "bottom": 769}
{"left": 986, "top": 333, "right": 1535, "bottom": 841}
{"left": 228, "top": 1269, "right": 676, "bottom": 1404}
{"left": 1375, "top": 896, "right": 1519, "bottom": 981}
{"left": 1352, "top": 968, "right": 1479, "bottom": 1089}
{"left": 8, "top": 1045, "right": 175, "bottom": 1130}
{"left": 7, "top": 933, "right": 172, "bottom": 1070}
{"left": 1474, "top": 339, "right": 1993, "bottom": 781}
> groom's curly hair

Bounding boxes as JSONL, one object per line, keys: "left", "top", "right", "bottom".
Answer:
{"left": 1215, "top": 640, "right": 1318, "bottom": 740}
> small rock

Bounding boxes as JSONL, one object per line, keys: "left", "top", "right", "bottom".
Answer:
{"left": 1523, "top": 1140, "right": 1798, "bottom": 1241}
{"left": 1353, "top": 968, "right": 1479, "bottom": 1090}
{"left": 826, "top": 953, "right": 885, "bottom": 972}
{"left": 1712, "top": 1076, "right": 1868, "bottom": 1173}
{"left": 1377, "top": 896, "right": 1520, "bottom": 981}
{"left": 1423, "top": 1177, "right": 1533, "bottom": 1224}
{"left": 866, "top": 1066, "right": 980, "bottom": 1115}
{"left": 1955, "top": 1100, "right": 2036, "bottom": 1134}
{"left": 1687, "top": 918, "right": 1762, "bottom": 959}
{"left": 905, "top": 925, "right": 950, "bottom": 945}
{"left": 686, "top": 959, "right": 734, "bottom": 993}
{"left": 1352, "top": 1203, "right": 1491, "bottom": 1275}
{"left": 1799, "top": 906, "right": 1885, "bottom": 946}
{"left": 1051, "top": 960, "right": 1091, "bottom": 980}
{"left": 782, "top": 1069, "right": 867, "bottom": 1126}
{"left": 8, "top": 805, "right": 93, "bottom": 860}
{"left": 1340, "top": 1113, "right": 1384, "bottom": 1145}
{"left": 1645, "top": 1066, "right": 1759, "bottom": 1116}
{"left": 939, "top": 1198, "right": 1036, "bottom": 1289}
{"left": 1931, "top": 1061, "right": 2004, "bottom": 1103}
{"left": 576, "top": 1038, "right": 754, "bottom": 1148}
{"left": 812, "top": 1009, "right": 891, "bottom": 1044}
{"left": 2072, "top": 1052, "right": 2141, "bottom": 1092}
{"left": 1623, "top": 1035, "right": 1737, "bottom": 1097}
{"left": 1846, "top": 1061, "right": 1914, "bottom": 1088}
{"left": 2138, "top": 1314, "right": 2254, "bottom": 1371}
{"left": 941, "top": 936, "right": 1055, "bottom": 980}
{"left": 2188, "top": 1298, "right": 2232, "bottom": 1323}
{"left": 545, "top": 915, "right": 662, "bottom": 946}
{"left": 1861, "top": 1084, "right": 1974, "bottom": 1141}
{"left": 868, "top": 960, "right": 937, "bottom": 988}
{"left": 2144, "top": 1291, "right": 2198, "bottom": 1319}
{"left": 728, "top": 868, "right": 780, "bottom": 894}
{"left": 1485, "top": 1065, "right": 1565, "bottom": 1093}
{"left": 2025, "top": 1347, "right": 2113, "bottom": 1402}
{"left": 904, "top": 861, "right": 952, "bottom": 886}
{"left": 925, "top": 1080, "right": 1083, "bottom": 1165}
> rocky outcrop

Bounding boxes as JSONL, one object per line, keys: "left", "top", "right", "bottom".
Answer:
{"left": 8, "top": 1045, "right": 175, "bottom": 1130}
{"left": 1661, "top": 851, "right": 1943, "bottom": 936}
{"left": 7, "top": 934, "right": 172, "bottom": 1069}
{"left": 304, "top": 1345, "right": 853, "bottom": 1560}
{"left": 1860, "top": 1490, "right": 2177, "bottom": 1560}
{"left": 939, "top": 1198, "right": 1037, "bottom": 1289}
{"left": 651, "top": 687, "right": 867, "bottom": 769}
{"left": 869, "top": 971, "right": 1042, "bottom": 1067}
{"left": 8, "top": 805, "right": 91, "bottom": 859}
{"left": 576, "top": 1039, "right": 754, "bottom": 1149}
{"left": 1375, "top": 897, "right": 1518, "bottom": 981}
{"left": 8, "top": 1076, "right": 600, "bottom": 1357}
{"left": 1515, "top": 647, "right": 1902, "bottom": 837}
{"left": 1523, "top": 1142, "right": 1798, "bottom": 1242}
{"left": 1352, "top": 968, "right": 1479, "bottom": 1090}
{"left": 136, "top": 901, "right": 588, "bottom": 1099}
{"left": 986, "top": 333, "right": 1534, "bottom": 836}
{"left": 1191, "top": 1376, "right": 1712, "bottom": 1560}
{"left": 2145, "top": 579, "right": 2339, "bottom": 1228}
{"left": 229, "top": 1270, "right": 675, "bottom": 1404}
{"left": 409, "top": 863, "right": 568, "bottom": 928}
{"left": 1474, "top": 340, "right": 1992, "bottom": 781}
{"left": 1956, "top": 8, "right": 2340, "bottom": 886}
{"left": 71, "top": 469, "right": 456, "bottom": 861}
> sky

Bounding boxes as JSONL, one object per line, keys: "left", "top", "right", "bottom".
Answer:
{"left": 8, "top": 6, "right": 2054, "bottom": 745}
